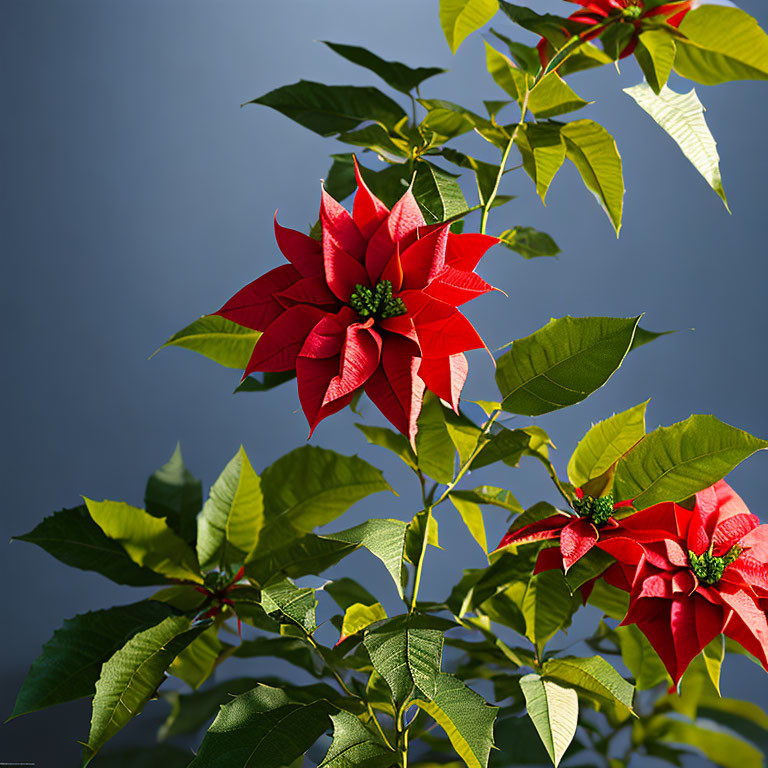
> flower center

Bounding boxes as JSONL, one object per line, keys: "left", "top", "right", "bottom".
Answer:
{"left": 622, "top": 2, "right": 644, "bottom": 18}
{"left": 688, "top": 546, "right": 742, "bottom": 585}
{"left": 574, "top": 492, "right": 614, "bottom": 526}
{"left": 349, "top": 280, "right": 407, "bottom": 320}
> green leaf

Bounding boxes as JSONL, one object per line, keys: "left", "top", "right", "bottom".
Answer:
{"left": 567, "top": 400, "right": 648, "bottom": 488}
{"left": 421, "top": 101, "right": 487, "bottom": 143}
{"left": 417, "top": 391, "right": 458, "bottom": 483}
{"left": 340, "top": 602, "right": 388, "bottom": 642}
{"left": 85, "top": 498, "right": 202, "bottom": 582}
{"left": 145, "top": 444, "right": 202, "bottom": 547}
{"left": 188, "top": 684, "right": 334, "bottom": 768}
{"left": 324, "top": 518, "right": 409, "bottom": 599}
{"left": 519, "top": 674, "right": 579, "bottom": 768}
{"left": 499, "top": 227, "right": 560, "bottom": 259}
{"left": 450, "top": 494, "right": 488, "bottom": 555}
{"left": 562, "top": 120, "right": 624, "bottom": 235}
{"left": 11, "top": 600, "right": 176, "bottom": 719}
{"left": 320, "top": 710, "right": 394, "bottom": 768}
{"left": 323, "top": 153, "right": 358, "bottom": 202}
{"left": 198, "top": 446, "right": 263, "bottom": 572}
{"left": 521, "top": 570, "right": 581, "bottom": 653}
{"left": 159, "top": 677, "right": 265, "bottom": 739}
{"left": 587, "top": 580, "right": 629, "bottom": 621}
{"left": 338, "top": 123, "right": 411, "bottom": 159}
{"left": 515, "top": 123, "right": 566, "bottom": 204}
{"left": 472, "top": 426, "right": 552, "bottom": 470}
{"left": 414, "top": 161, "right": 469, "bottom": 224}
{"left": 234, "top": 637, "right": 323, "bottom": 677}
{"left": 89, "top": 745, "right": 193, "bottom": 768}
{"left": 450, "top": 487, "right": 522, "bottom": 516}
{"left": 440, "top": 0, "right": 499, "bottom": 54}
{"left": 322, "top": 41, "right": 445, "bottom": 94}
{"left": 83, "top": 616, "right": 210, "bottom": 765}
{"left": 542, "top": 656, "right": 635, "bottom": 716}
{"left": 615, "top": 623, "right": 669, "bottom": 690}
{"left": 635, "top": 29, "right": 676, "bottom": 94}
{"left": 249, "top": 80, "right": 408, "bottom": 135}
{"left": 485, "top": 43, "right": 588, "bottom": 118}
{"left": 496, "top": 316, "right": 641, "bottom": 416}
{"left": 648, "top": 715, "right": 763, "bottom": 768}
{"left": 439, "top": 147, "right": 500, "bottom": 205}
{"left": 245, "top": 534, "right": 356, "bottom": 586}
{"left": 253, "top": 445, "right": 392, "bottom": 557}
{"left": 356, "top": 423, "right": 417, "bottom": 471}
{"left": 234, "top": 371, "right": 296, "bottom": 393}
{"left": 159, "top": 315, "right": 260, "bottom": 370}
{"left": 613, "top": 414, "right": 768, "bottom": 510}
{"left": 169, "top": 625, "right": 225, "bottom": 690}
{"left": 674, "top": 6, "right": 768, "bottom": 86}
{"left": 702, "top": 635, "right": 725, "bottom": 696}
{"left": 261, "top": 578, "right": 318, "bottom": 634}
{"left": 13, "top": 505, "right": 166, "bottom": 587}
{"left": 363, "top": 614, "right": 452, "bottom": 706}
{"left": 412, "top": 674, "right": 498, "bottom": 768}
{"left": 325, "top": 578, "right": 378, "bottom": 612}
{"left": 624, "top": 82, "right": 728, "bottom": 210}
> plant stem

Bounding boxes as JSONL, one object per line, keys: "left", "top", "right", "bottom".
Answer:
{"left": 305, "top": 635, "right": 357, "bottom": 699}
{"left": 366, "top": 701, "right": 395, "bottom": 752}
{"left": 409, "top": 505, "right": 432, "bottom": 614}
{"left": 395, "top": 700, "right": 410, "bottom": 767}
{"left": 479, "top": 89, "right": 530, "bottom": 235}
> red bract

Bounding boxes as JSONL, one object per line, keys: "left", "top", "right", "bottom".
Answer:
{"left": 598, "top": 481, "right": 768, "bottom": 688}
{"left": 538, "top": 0, "right": 693, "bottom": 65}
{"left": 495, "top": 489, "right": 629, "bottom": 573}
{"left": 215, "top": 161, "right": 497, "bottom": 439}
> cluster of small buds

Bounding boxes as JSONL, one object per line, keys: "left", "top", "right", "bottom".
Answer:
{"left": 349, "top": 280, "right": 407, "bottom": 320}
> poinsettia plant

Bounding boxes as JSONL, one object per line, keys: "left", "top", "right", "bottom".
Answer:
{"left": 10, "top": 2, "right": 768, "bottom": 767}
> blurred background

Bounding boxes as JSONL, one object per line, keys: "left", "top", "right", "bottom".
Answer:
{"left": 2, "top": 0, "right": 767, "bottom": 764}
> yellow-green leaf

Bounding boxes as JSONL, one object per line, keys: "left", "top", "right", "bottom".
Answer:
{"left": 340, "top": 602, "right": 387, "bottom": 642}
{"left": 84, "top": 499, "right": 201, "bottom": 583}
{"left": 441, "top": 0, "right": 499, "bottom": 54}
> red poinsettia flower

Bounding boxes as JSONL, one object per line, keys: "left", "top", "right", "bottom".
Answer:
{"left": 214, "top": 160, "right": 498, "bottom": 439}
{"left": 495, "top": 489, "right": 631, "bottom": 573}
{"left": 597, "top": 481, "right": 768, "bottom": 688}
{"left": 538, "top": 0, "right": 693, "bottom": 65}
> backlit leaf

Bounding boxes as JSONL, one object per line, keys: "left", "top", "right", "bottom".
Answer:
{"left": 355, "top": 423, "right": 418, "bottom": 471}
{"left": 340, "top": 602, "right": 388, "bottom": 642}
{"left": 635, "top": 29, "right": 676, "bottom": 94}
{"left": 515, "top": 123, "right": 566, "bottom": 203}
{"left": 624, "top": 82, "right": 728, "bottom": 209}
{"left": 519, "top": 674, "right": 578, "bottom": 768}
{"left": 441, "top": 0, "right": 499, "bottom": 54}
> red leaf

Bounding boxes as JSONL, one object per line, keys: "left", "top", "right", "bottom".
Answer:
{"left": 216, "top": 264, "right": 300, "bottom": 331}
{"left": 418, "top": 354, "right": 467, "bottom": 412}
{"left": 561, "top": 518, "right": 598, "bottom": 572}
{"left": 274, "top": 216, "right": 324, "bottom": 277}
{"left": 321, "top": 187, "right": 366, "bottom": 261}
{"left": 425, "top": 265, "right": 496, "bottom": 306}
{"left": 352, "top": 157, "right": 389, "bottom": 239}
{"left": 245, "top": 304, "right": 327, "bottom": 374}
{"left": 444, "top": 232, "right": 498, "bottom": 271}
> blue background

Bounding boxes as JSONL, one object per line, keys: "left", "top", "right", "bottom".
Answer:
{"left": 2, "top": 0, "right": 767, "bottom": 764}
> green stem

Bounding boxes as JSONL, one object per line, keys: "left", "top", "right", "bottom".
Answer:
{"left": 533, "top": 454, "right": 573, "bottom": 509}
{"left": 395, "top": 700, "right": 410, "bottom": 768}
{"left": 479, "top": 89, "right": 530, "bottom": 235}
{"left": 366, "top": 701, "right": 395, "bottom": 752}
{"left": 409, "top": 506, "right": 432, "bottom": 614}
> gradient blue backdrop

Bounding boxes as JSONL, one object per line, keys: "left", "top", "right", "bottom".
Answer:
{"left": 2, "top": 0, "right": 767, "bottom": 764}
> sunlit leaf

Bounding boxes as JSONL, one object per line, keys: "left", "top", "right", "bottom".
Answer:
{"left": 85, "top": 499, "right": 202, "bottom": 583}
{"left": 83, "top": 616, "right": 210, "bottom": 764}
{"left": 499, "top": 227, "right": 560, "bottom": 259}
{"left": 320, "top": 710, "right": 394, "bottom": 768}
{"left": 635, "top": 29, "right": 676, "bottom": 94}
{"left": 356, "top": 423, "right": 418, "bottom": 471}
{"left": 515, "top": 123, "right": 566, "bottom": 203}
{"left": 613, "top": 414, "right": 768, "bottom": 509}
{"left": 496, "top": 316, "right": 641, "bottom": 416}
{"left": 567, "top": 400, "right": 648, "bottom": 488}
{"left": 441, "top": 0, "right": 499, "bottom": 54}
{"left": 169, "top": 625, "right": 225, "bottom": 690}
{"left": 340, "top": 602, "right": 388, "bottom": 642}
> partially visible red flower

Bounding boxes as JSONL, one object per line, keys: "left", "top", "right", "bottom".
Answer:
{"left": 495, "top": 488, "right": 631, "bottom": 573}
{"left": 214, "top": 160, "right": 498, "bottom": 440}
{"left": 598, "top": 481, "right": 768, "bottom": 688}
{"left": 538, "top": 0, "right": 693, "bottom": 66}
